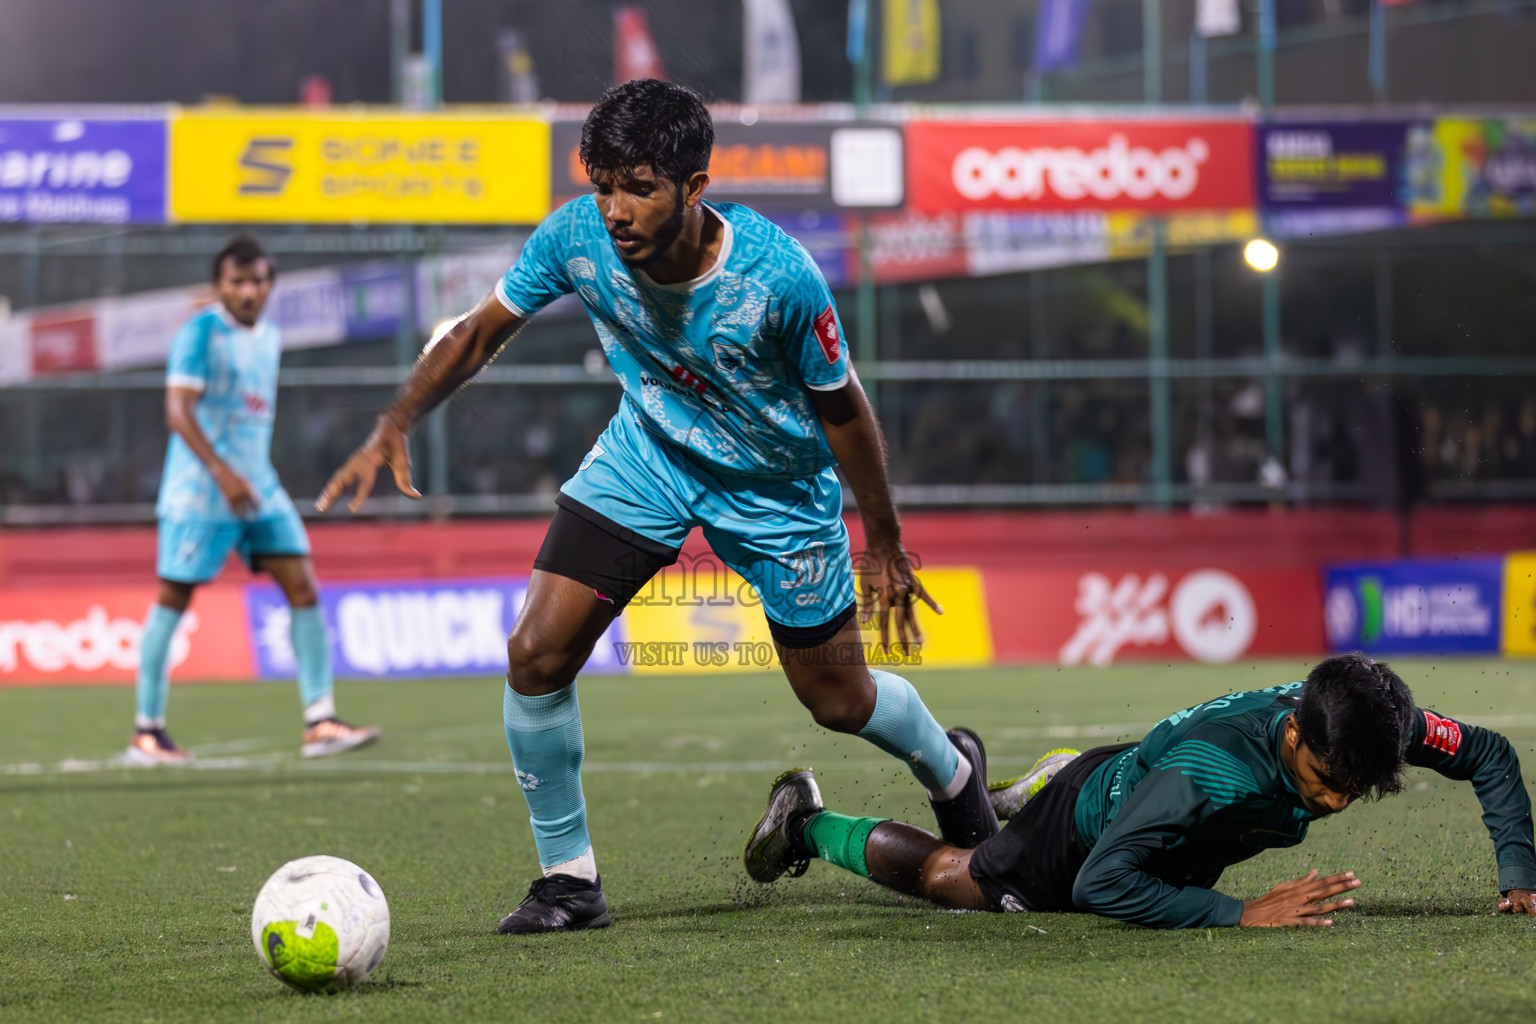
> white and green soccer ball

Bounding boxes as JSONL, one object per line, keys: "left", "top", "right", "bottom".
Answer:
{"left": 250, "top": 855, "right": 390, "bottom": 993}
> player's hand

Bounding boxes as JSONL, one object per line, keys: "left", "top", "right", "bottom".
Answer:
{"left": 1495, "top": 889, "right": 1536, "bottom": 915}
{"left": 214, "top": 466, "right": 260, "bottom": 518}
{"left": 858, "top": 542, "right": 943, "bottom": 657}
{"left": 1240, "top": 869, "right": 1360, "bottom": 927}
{"left": 315, "top": 415, "right": 421, "bottom": 514}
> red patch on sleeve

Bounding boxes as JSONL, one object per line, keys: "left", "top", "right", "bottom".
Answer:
{"left": 1422, "top": 711, "right": 1462, "bottom": 756}
{"left": 812, "top": 305, "right": 841, "bottom": 366}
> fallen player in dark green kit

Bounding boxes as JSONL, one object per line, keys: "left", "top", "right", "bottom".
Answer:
{"left": 744, "top": 653, "right": 1536, "bottom": 927}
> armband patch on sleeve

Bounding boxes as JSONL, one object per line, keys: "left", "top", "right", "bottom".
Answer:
{"left": 1422, "top": 711, "right": 1462, "bottom": 756}
{"left": 812, "top": 305, "right": 841, "bottom": 365}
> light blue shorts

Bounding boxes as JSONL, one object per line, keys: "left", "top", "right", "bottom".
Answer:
{"left": 156, "top": 504, "right": 311, "bottom": 584}
{"left": 561, "top": 404, "right": 856, "bottom": 630}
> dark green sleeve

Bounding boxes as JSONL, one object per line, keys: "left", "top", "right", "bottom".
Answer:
{"left": 1071, "top": 764, "right": 1246, "bottom": 929}
{"left": 1407, "top": 708, "right": 1536, "bottom": 893}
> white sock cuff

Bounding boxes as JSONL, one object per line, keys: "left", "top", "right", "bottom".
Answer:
{"left": 543, "top": 848, "right": 598, "bottom": 882}
{"left": 928, "top": 749, "right": 972, "bottom": 802}
{"left": 303, "top": 695, "right": 337, "bottom": 725}
{"left": 134, "top": 715, "right": 166, "bottom": 731}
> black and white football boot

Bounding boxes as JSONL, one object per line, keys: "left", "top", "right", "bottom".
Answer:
{"left": 929, "top": 727, "right": 1001, "bottom": 849}
{"left": 744, "top": 768, "right": 823, "bottom": 883}
{"left": 495, "top": 874, "right": 611, "bottom": 934}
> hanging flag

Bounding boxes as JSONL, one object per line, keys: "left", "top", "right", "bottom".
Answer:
{"left": 742, "top": 0, "right": 801, "bottom": 103}
{"left": 497, "top": 29, "right": 540, "bottom": 103}
{"left": 847, "top": 0, "right": 868, "bottom": 63}
{"left": 1034, "top": 0, "right": 1091, "bottom": 72}
{"left": 614, "top": 5, "right": 667, "bottom": 84}
{"left": 882, "top": 0, "right": 941, "bottom": 86}
{"left": 1197, "top": 0, "right": 1241, "bottom": 36}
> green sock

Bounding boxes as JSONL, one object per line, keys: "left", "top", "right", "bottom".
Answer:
{"left": 803, "top": 811, "right": 888, "bottom": 879}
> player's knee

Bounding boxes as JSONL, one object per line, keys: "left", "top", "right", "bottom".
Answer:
{"left": 286, "top": 580, "right": 319, "bottom": 608}
{"left": 805, "top": 692, "right": 872, "bottom": 734}
{"left": 506, "top": 631, "right": 577, "bottom": 694}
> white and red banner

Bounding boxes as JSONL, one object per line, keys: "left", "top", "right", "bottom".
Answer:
{"left": 906, "top": 119, "right": 1255, "bottom": 214}
{"left": 983, "top": 565, "right": 1324, "bottom": 666}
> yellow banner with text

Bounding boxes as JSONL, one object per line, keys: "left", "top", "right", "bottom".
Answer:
{"left": 170, "top": 110, "right": 549, "bottom": 223}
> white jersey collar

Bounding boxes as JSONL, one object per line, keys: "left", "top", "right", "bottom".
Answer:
{"left": 636, "top": 202, "right": 733, "bottom": 294}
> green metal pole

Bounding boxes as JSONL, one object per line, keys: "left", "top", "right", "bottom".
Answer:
{"left": 1143, "top": 0, "right": 1162, "bottom": 103}
{"left": 853, "top": 1, "right": 877, "bottom": 403}
{"left": 1148, "top": 220, "right": 1171, "bottom": 508}
{"left": 1263, "top": 270, "right": 1283, "bottom": 460}
{"left": 1258, "top": 0, "right": 1276, "bottom": 107}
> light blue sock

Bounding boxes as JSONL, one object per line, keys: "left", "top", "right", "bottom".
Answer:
{"left": 290, "top": 606, "right": 335, "bottom": 723}
{"left": 135, "top": 604, "right": 181, "bottom": 729}
{"left": 503, "top": 683, "right": 591, "bottom": 870}
{"left": 856, "top": 669, "right": 961, "bottom": 795}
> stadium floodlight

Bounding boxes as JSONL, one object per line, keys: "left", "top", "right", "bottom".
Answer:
{"left": 1244, "top": 238, "right": 1280, "bottom": 272}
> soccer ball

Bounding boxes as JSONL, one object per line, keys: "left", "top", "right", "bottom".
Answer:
{"left": 250, "top": 855, "right": 390, "bottom": 993}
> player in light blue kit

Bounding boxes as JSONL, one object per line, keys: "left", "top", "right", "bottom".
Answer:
{"left": 317, "top": 81, "right": 997, "bottom": 932}
{"left": 127, "top": 236, "right": 379, "bottom": 766}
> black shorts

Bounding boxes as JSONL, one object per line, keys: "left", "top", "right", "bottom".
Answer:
{"left": 533, "top": 494, "right": 857, "bottom": 647}
{"left": 968, "top": 742, "right": 1138, "bottom": 913}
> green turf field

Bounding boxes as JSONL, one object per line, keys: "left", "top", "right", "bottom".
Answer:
{"left": 4, "top": 659, "right": 1536, "bottom": 1023}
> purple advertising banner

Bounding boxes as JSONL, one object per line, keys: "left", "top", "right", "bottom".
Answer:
{"left": 1258, "top": 120, "right": 1412, "bottom": 209}
{"left": 243, "top": 577, "right": 629, "bottom": 681}
{"left": 0, "top": 117, "right": 167, "bottom": 224}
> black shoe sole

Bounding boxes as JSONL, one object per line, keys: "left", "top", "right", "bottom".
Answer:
{"left": 495, "top": 910, "right": 612, "bottom": 935}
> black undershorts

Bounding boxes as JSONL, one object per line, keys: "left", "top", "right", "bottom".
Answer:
{"left": 533, "top": 494, "right": 856, "bottom": 647}
{"left": 968, "top": 742, "right": 1138, "bottom": 913}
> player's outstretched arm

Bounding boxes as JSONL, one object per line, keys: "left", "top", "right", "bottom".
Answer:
{"left": 1404, "top": 709, "right": 1536, "bottom": 910}
{"left": 316, "top": 293, "right": 524, "bottom": 513}
{"left": 1239, "top": 870, "right": 1361, "bottom": 927}
{"left": 166, "top": 384, "right": 258, "bottom": 517}
{"left": 810, "top": 374, "right": 941, "bottom": 655}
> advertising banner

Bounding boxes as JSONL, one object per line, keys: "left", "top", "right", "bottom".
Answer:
{"left": 984, "top": 566, "right": 1324, "bottom": 666}
{"left": 0, "top": 585, "right": 251, "bottom": 685}
{"left": 0, "top": 116, "right": 167, "bottom": 224}
{"left": 243, "top": 578, "right": 627, "bottom": 681}
{"left": 1034, "top": 0, "right": 1090, "bottom": 73}
{"left": 1502, "top": 553, "right": 1536, "bottom": 657}
{"left": 29, "top": 307, "right": 98, "bottom": 374}
{"left": 551, "top": 120, "right": 903, "bottom": 211}
{"left": 0, "top": 318, "right": 30, "bottom": 385}
{"left": 906, "top": 119, "right": 1254, "bottom": 214}
{"left": 170, "top": 111, "right": 549, "bottom": 223}
{"left": 1323, "top": 558, "right": 1503, "bottom": 655}
{"left": 97, "top": 286, "right": 207, "bottom": 371}
{"left": 1408, "top": 117, "right": 1536, "bottom": 220}
{"left": 1257, "top": 120, "right": 1410, "bottom": 237}
{"left": 619, "top": 564, "right": 992, "bottom": 675}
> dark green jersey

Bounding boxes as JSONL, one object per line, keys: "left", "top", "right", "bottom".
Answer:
{"left": 1069, "top": 682, "right": 1536, "bottom": 929}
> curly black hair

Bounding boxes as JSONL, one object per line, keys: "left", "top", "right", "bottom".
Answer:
{"left": 211, "top": 234, "right": 274, "bottom": 282}
{"left": 1295, "top": 652, "right": 1416, "bottom": 800}
{"left": 579, "top": 78, "right": 714, "bottom": 190}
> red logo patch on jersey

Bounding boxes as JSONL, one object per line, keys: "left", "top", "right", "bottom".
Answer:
{"left": 1422, "top": 711, "right": 1462, "bottom": 756}
{"left": 812, "top": 305, "right": 841, "bottom": 365}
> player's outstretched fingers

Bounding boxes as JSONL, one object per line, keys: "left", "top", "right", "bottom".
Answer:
{"left": 389, "top": 448, "right": 421, "bottom": 500}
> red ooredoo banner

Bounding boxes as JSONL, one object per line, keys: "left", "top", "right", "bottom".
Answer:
{"left": 0, "top": 586, "right": 252, "bottom": 685}
{"left": 906, "top": 120, "right": 1255, "bottom": 214}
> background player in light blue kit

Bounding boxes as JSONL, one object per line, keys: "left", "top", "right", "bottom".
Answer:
{"left": 128, "top": 236, "right": 380, "bottom": 766}
{"left": 317, "top": 81, "right": 997, "bottom": 933}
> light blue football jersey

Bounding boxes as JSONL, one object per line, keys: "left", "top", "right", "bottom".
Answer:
{"left": 497, "top": 197, "right": 850, "bottom": 478}
{"left": 156, "top": 305, "right": 289, "bottom": 523}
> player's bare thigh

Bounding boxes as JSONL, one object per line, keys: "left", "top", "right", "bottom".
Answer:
{"left": 506, "top": 569, "right": 622, "bottom": 696}
{"left": 155, "top": 578, "right": 196, "bottom": 613}
{"left": 254, "top": 555, "right": 320, "bottom": 608}
{"left": 775, "top": 614, "right": 877, "bottom": 733}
